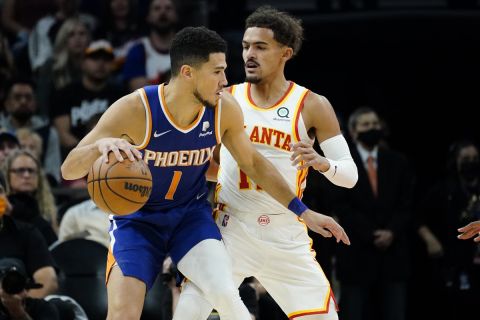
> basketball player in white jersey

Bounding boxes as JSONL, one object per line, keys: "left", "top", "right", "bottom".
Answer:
{"left": 175, "top": 6, "right": 358, "bottom": 320}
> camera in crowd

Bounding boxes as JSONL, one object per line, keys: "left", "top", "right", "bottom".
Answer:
{"left": 0, "top": 258, "right": 42, "bottom": 295}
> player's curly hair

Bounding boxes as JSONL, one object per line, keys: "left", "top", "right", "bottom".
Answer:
{"left": 246, "top": 6, "right": 304, "bottom": 56}
{"left": 170, "top": 26, "right": 227, "bottom": 77}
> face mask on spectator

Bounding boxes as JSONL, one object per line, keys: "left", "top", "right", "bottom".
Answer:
{"left": 357, "top": 129, "right": 383, "bottom": 148}
{"left": 459, "top": 161, "right": 480, "bottom": 182}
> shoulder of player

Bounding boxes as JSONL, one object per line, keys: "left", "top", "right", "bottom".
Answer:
{"left": 103, "top": 91, "right": 146, "bottom": 142}
{"left": 111, "top": 90, "right": 144, "bottom": 114}
{"left": 302, "top": 91, "right": 333, "bottom": 114}
{"left": 99, "top": 91, "right": 144, "bottom": 130}
{"left": 301, "top": 91, "right": 337, "bottom": 130}
{"left": 219, "top": 91, "right": 241, "bottom": 114}
{"left": 223, "top": 85, "right": 234, "bottom": 93}
{"left": 218, "top": 91, "right": 243, "bottom": 133}
{"left": 301, "top": 91, "right": 335, "bottom": 119}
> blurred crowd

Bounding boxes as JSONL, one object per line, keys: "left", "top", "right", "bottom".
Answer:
{"left": 0, "top": 0, "right": 478, "bottom": 319}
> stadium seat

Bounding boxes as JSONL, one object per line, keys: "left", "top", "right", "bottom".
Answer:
{"left": 50, "top": 239, "right": 108, "bottom": 320}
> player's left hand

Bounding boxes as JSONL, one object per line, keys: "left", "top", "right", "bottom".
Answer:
{"left": 457, "top": 221, "right": 480, "bottom": 242}
{"left": 301, "top": 210, "right": 350, "bottom": 245}
{"left": 290, "top": 141, "right": 330, "bottom": 172}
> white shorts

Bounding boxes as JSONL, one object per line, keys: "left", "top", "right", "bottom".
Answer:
{"left": 215, "top": 209, "right": 338, "bottom": 318}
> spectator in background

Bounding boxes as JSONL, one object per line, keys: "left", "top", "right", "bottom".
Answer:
{"left": 51, "top": 39, "right": 123, "bottom": 158}
{"left": 0, "top": 180, "right": 58, "bottom": 299}
{"left": 28, "top": 0, "right": 97, "bottom": 73}
{"left": 15, "top": 128, "right": 43, "bottom": 162}
{"left": 175, "top": 0, "right": 209, "bottom": 28}
{"left": 3, "top": 150, "right": 58, "bottom": 232}
{"left": 1, "top": 78, "right": 61, "bottom": 183}
{"left": 334, "top": 107, "right": 414, "bottom": 320}
{"left": 0, "top": 31, "right": 16, "bottom": 105}
{"left": 96, "top": 0, "right": 140, "bottom": 79}
{"left": 122, "top": 0, "right": 177, "bottom": 91}
{"left": 36, "top": 18, "right": 90, "bottom": 116}
{"left": 1, "top": 0, "right": 55, "bottom": 54}
{"left": 8, "top": 192, "right": 57, "bottom": 246}
{"left": 0, "top": 258, "right": 60, "bottom": 319}
{"left": 58, "top": 199, "right": 110, "bottom": 248}
{"left": 415, "top": 139, "right": 480, "bottom": 319}
{"left": 0, "top": 130, "right": 19, "bottom": 166}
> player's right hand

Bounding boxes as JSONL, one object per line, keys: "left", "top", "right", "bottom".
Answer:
{"left": 300, "top": 210, "right": 350, "bottom": 245}
{"left": 95, "top": 138, "right": 143, "bottom": 163}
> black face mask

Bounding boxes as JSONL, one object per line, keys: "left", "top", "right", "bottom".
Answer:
{"left": 357, "top": 129, "right": 383, "bottom": 148}
{"left": 459, "top": 161, "right": 480, "bottom": 182}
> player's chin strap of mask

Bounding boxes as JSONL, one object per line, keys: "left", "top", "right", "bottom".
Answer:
{"left": 319, "top": 134, "right": 358, "bottom": 189}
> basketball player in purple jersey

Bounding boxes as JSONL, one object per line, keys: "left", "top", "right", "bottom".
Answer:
{"left": 61, "top": 26, "right": 350, "bottom": 320}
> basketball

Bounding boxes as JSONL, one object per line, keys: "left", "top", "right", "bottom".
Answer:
{"left": 87, "top": 152, "right": 152, "bottom": 215}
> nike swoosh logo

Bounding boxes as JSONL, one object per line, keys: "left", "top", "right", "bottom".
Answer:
{"left": 196, "top": 192, "right": 206, "bottom": 200}
{"left": 154, "top": 130, "right": 171, "bottom": 138}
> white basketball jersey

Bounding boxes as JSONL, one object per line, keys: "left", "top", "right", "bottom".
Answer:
{"left": 217, "top": 82, "right": 314, "bottom": 214}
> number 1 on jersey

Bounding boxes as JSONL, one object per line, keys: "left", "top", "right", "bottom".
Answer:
{"left": 165, "top": 170, "right": 182, "bottom": 200}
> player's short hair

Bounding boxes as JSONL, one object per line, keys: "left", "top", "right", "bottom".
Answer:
{"left": 246, "top": 6, "right": 304, "bottom": 56}
{"left": 170, "top": 26, "right": 227, "bottom": 77}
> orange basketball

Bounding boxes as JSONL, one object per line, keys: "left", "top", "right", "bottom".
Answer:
{"left": 87, "top": 152, "right": 152, "bottom": 215}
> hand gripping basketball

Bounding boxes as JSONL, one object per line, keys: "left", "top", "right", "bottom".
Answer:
{"left": 87, "top": 151, "right": 152, "bottom": 215}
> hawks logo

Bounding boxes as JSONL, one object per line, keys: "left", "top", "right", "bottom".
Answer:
{"left": 257, "top": 215, "right": 270, "bottom": 226}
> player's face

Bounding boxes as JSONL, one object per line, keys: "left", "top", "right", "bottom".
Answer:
{"left": 242, "top": 27, "right": 287, "bottom": 84}
{"left": 192, "top": 53, "right": 228, "bottom": 109}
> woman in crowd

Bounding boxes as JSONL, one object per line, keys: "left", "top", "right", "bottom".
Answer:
{"left": 3, "top": 149, "right": 58, "bottom": 241}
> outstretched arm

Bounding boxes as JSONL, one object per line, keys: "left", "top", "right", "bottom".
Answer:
{"left": 61, "top": 92, "right": 144, "bottom": 180}
{"left": 219, "top": 93, "right": 350, "bottom": 245}
{"left": 458, "top": 221, "right": 480, "bottom": 242}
